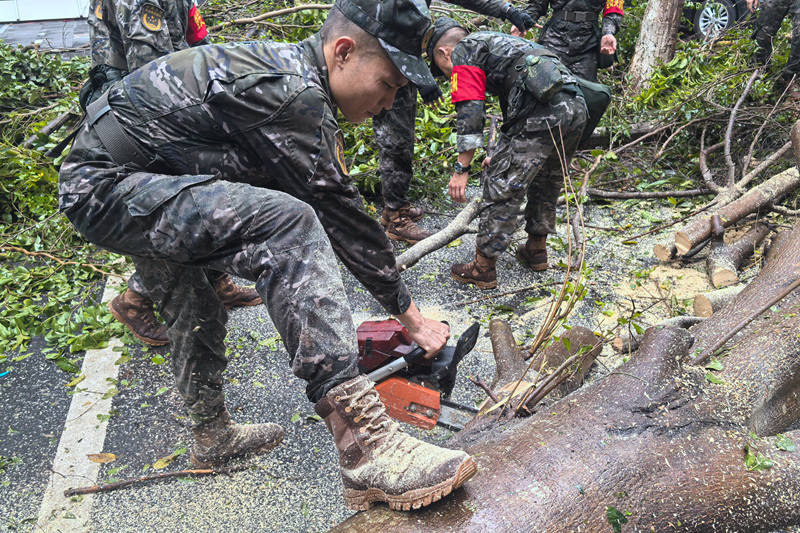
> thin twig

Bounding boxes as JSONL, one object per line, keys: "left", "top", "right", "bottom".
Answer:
{"left": 724, "top": 69, "right": 761, "bottom": 187}
{"left": 208, "top": 3, "right": 332, "bottom": 32}
{"left": 469, "top": 376, "right": 499, "bottom": 403}
{"left": 0, "top": 246, "right": 125, "bottom": 279}
{"left": 586, "top": 188, "right": 712, "bottom": 199}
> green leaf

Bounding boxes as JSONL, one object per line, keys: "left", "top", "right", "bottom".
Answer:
{"left": 705, "top": 357, "right": 723, "bottom": 371}
{"left": 151, "top": 354, "right": 165, "bottom": 365}
{"left": 290, "top": 412, "right": 301, "bottom": 423}
{"left": 606, "top": 505, "right": 628, "bottom": 533}
{"left": 744, "top": 444, "right": 774, "bottom": 471}
{"left": 776, "top": 434, "right": 796, "bottom": 452}
{"left": 154, "top": 386, "right": 168, "bottom": 396}
{"left": 705, "top": 372, "right": 724, "bottom": 385}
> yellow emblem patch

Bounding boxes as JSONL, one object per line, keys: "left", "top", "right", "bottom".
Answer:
{"left": 451, "top": 72, "right": 458, "bottom": 93}
{"left": 94, "top": 0, "right": 103, "bottom": 20}
{"left": 142, "top": 4, "right": 163, "bottom": 32}
{"left": 335, "top": 130, "right": 348, "bottom": 175}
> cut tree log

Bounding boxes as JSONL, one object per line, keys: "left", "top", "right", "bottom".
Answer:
{"left": 612, "top": 315, "right": 704, "bottom": 353}
{"left": 765, "top": 229, "right": 793, "bottom": 264}
{"left": 395, "top": 199, "right": 481, "bottom": 271}
{"left": 705, "top": 217, "right": 770, "bottom": 288}
{"left": 674, "top": 166, "right": 800, "bottom": 255}
{"left": 693, "top": 284, "right": 745, "bottom": 317}
{"left": 332, "top": 223, "right": 800, "bottom": 532}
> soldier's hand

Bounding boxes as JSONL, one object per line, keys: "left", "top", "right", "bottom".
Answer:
{"left": 510, "top": 25, "right": 526, "bottom": 37}
{"left": 481, "top": 157, "right": 492, "bottom": 169}
{"left": 600, "top": 34, "right": 617, "bottom": 55}
{"left": 396, "top": 302, "right": 450, "bottom": 359}
{"left": 449, "top": 172, "right": 468, "bottom": 203}
{"left": 505, "top": 7, "right": 535, "bottom": 33}
{"left": 747, "top": 0, "right": 758, "bottom": 11}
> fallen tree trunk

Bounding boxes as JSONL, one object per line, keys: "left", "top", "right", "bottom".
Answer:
{"left": 674, "top": 166, "right": 799, "bottom": 255}
{"left": 333, "top": 223, "right": 800, "bottom": 532}
{"left": 693, "top": 284, "right": 745, "bottom": 317}
{"left": 612, "top": 315, "right": 704, "bottom": 354}
{"left": 395, "top": 199, "right": 481, "bottom": 271}
{"left": 706, "top": 218, "right": 770, "bottom": 288}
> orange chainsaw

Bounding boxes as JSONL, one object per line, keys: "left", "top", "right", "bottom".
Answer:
{"left": 357, "top": 320, "right": 480, "bottom": 430}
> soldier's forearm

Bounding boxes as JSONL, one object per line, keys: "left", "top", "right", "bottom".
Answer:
{"left": 445, "top": 0, "right": 507, "bottom": 20}
{"left": 601, "top": 13, "right": 622, "bottom": 35}
{"left": 522, "top": 0, "right": 548, "bottom": 23}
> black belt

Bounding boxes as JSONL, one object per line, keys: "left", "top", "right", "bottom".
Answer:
{"left": 86, "top": 91, "right": 150, "bottom": 168}
{"left": 552, "top": 10, "right": 595, "bottom": 23}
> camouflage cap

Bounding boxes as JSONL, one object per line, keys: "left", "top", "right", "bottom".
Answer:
{"left": 425, "top": 16, "right": 464, "bottom": 78}
{"left": 335, "top": 0, "right": 436, "bottom": 88}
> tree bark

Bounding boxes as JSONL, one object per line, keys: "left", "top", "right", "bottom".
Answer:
{"left": 706, "top": 219, "right": 770, "bottom": 288}
{"left": 693, "top": 284, "right": 745, "bottom": 317}
{"left": 674, "top": 167, "right": 800, "bottom": 255}
{"left": 332, "top": 224, "right": 800, "bottom": 532}
{"left": 627, "top": 0, "right": 684, "bottom": 93}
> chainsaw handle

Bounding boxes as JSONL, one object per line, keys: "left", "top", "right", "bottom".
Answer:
{"left": 402, "top": 346, "right": 428, "bottom": 366}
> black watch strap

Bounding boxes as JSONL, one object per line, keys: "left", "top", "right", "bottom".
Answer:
{"left": 454, "top": 161, "right": 471, "bottom": 174}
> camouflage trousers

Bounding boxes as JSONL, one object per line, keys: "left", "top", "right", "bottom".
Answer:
{"left": 477, "top": 91, "right": 587, "bottom": 258}
{"left": 373, "top": 82, "right": 417, "bottom": 210}
{"left": 546, "top": 48, "right": 599, "bottom": 82}
{"left": 128, "top": 266, "right": 224, "bottom": 297}
{"left": 59, "top": 126, "right": 359, "bottom": 424}
{"left": 753, "top": 0, "right": 800, "bottom": 80}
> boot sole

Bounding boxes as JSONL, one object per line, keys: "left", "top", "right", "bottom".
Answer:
{"left": 450, "top": 271, "right": 497, "bottom": 290}
{"left": 189, "top": 434, "right": 284, "bottom": 469}
{"left": 343, "top": 456, "right": 477, "bottom": 511}
{"left": 108, "top": 300, "right": 169, "bottom": 347}
{"left": 222, "top": 296, "right": 263, "bottom": 310}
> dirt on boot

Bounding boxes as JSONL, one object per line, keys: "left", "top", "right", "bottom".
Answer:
{"left": 315, "top": 375, "right": 476, "bottom": 511}
{"left": 516, "top": 235, "right": 548, "bottom": 272}
{"left": 108, "top": 289, "right": 169, "bottom": 346}
{"left": 214, "top": 274, "right": 262, "bottom": 309}
{"left": 190, "top": 408, "right": 284, "bottom": 468}
{"left": 382, "top": 208, "right": 431, "bottom": 244}
{"left": 450, "top": 248, "right": 497, "bottom": 289}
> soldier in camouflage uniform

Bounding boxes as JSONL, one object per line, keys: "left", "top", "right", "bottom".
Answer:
{"left": 749, "top": 0, "right": 800, "bottom": 98}
{"left": 60, "top": 0, "right": 476, "bottom": 511}
{"left": 512, "top": 0, "right": 623, "bottom": 82}
{"left": 427, "top": 17, "right": 587, "bottom": 289}
{"left": 83, "top": 0, "right": 261, "bottom": 347}
{"left": 375, "top": 0, "right": 536, "bottom": 244}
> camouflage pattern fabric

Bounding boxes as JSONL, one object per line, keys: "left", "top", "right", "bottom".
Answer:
{"left": 524, "top": 0, "right": 623, "bottom": 82}
{"left": 88, "top": 0, "right": 204, "bottom": 72}
{"left": 445, "top": 32, "right": 587, "bottom": 256}
{"left": 752, "top": 0, "right": 800, "bottom": 81}
{"left": 477, "top": 91, "right": 586, "bottom": 256}
{"left": 371, "top": 0, "right": 519, "bottom": 209}
{"left": 59, "top": 35, "right": 410, "bottom": 419}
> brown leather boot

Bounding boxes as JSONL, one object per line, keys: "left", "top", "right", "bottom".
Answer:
{"left": 450, "top": 248, "right": 497, "bottom": 289}
{"left": 213, "top": 274, "right": 262, "bottom": 309}
{"left": 108, "top": 289, "right": 169, "bottom": 346}
{"left": 190, "top": 408, "right": 284, "bottom": 468}
{"left": 516, "top": 235, "right": 548, "bottom": 272}
{"left": 315, "top": 375, "right": 477, "bottom": 511}
{"left": 380, "top": 204, "right": 424, "bottom": 226}
{"left": 381, "top": 208, "right": 431, "bottom": 244}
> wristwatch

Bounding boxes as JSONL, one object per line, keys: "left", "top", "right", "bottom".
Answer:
{"left": 454, "top": 161, "right": 471, "bottom": 174}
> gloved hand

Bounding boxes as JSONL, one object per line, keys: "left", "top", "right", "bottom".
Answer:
{"left": 504, "top": 5, "right": 534, "bottom": 33}
{"left": 418, "top": 83, "right": 443, "bottom": 104}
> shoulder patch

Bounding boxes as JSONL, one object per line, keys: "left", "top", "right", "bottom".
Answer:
{"left": 142, "top": 4, "right": 164, "bottom": 32}
{"left": 335, "top": 129, "right": 348, "bottom": 176}
{"left": 94, "top": 0, "right": 103, "bottom": 20}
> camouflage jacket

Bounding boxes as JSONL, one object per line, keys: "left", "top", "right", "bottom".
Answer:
{"left": 524, "top": 0, "right": 623, "bottom": 55}
{"left": 79, "top": 34, "right": 412, "bottom": 315}
{"left": 448, "top": 31, "right": 577, "bottom": 152}
{"left": 88, "top": 0, "right": 209, "bottom": 72}
{"left": 433, "top": 0, "right": 509, "bottom": 20}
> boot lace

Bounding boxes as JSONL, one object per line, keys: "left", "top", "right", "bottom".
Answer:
{"left": 337, "top": 386, "right": 398, "bottom": 446}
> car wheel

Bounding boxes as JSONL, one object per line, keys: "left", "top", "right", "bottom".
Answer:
{"left": 694, "top": 0, "right": 737, "bottom": 38}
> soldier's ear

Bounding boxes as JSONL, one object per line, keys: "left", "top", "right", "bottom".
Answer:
{"left": 332, "top": 36, "right": 357, "bottom": 68}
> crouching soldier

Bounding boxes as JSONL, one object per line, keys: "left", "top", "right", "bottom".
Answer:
{"left": 60, "top": 0, "right": 475, "bottom": 511}
{"left": 426, "top": 17, "right": 588, "bottom": 289}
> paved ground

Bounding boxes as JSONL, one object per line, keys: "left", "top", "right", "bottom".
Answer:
{"left": 0, "top": 19, "right": 89, "bottom": 57}
{"left": 1, "top": 191, "right": 657, "bottom": 532}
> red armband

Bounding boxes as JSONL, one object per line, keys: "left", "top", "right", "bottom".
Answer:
{"left": 186, "top": 4, "right": 209, "bottom": 45}
{"left": 450, "top": 65, "right": 486, "bottom": 103}
{"left": 603, "top": 0, "right": 623, "bottom": 17}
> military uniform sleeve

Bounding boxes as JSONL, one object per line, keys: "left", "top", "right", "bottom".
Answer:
{"left": 445, "top": 0, "right": 507, "bottom": 19}
{"left": 88, "top": 0, "right": 127, "bottom": 70}
{"left": 113, "top": 0, "right": 177, "bottom": 71}
{"left": 601, "top": 0, "right": 623, "bottom": 35}
{"left": 523, "top": 0, "right": 549, "bottom": 23}
{"left": 450, "top": 45, "right": 488, "bottom": 153}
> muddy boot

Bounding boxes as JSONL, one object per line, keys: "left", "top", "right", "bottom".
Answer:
{"left": 381, "top": 208, "right": 431, "bottom": 244}
{"left": 381, "top": 204, "right": 424, "bottom": 226}
{"left": 516, "top": 235, "right": 548, "bottom": 272}
{"left": 450, "top": 248, "right": 497, "bottom": 289}
{"left": 108, "top": 289, "right": 169, "bottom": 346}
{"left": 190, "top": 408, "right": 284, "bottom": 468}
{"left": 213, "top": 274, "right": 262, "bottom": 309}
{"left": 315, "top": 375, "right": 477, "bottom": 511}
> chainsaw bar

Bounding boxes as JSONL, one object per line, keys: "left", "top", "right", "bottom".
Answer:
{"left": 436, "top": 399, "right": 478, "bottom": 431}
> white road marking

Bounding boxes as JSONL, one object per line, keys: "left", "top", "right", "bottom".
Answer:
{"left": 36, "top": 277, "right": 124, "bottom": 532}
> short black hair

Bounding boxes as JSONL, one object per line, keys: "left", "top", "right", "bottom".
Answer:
{"left": 434, "top": 26, "right": 468, "bottom": 51}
